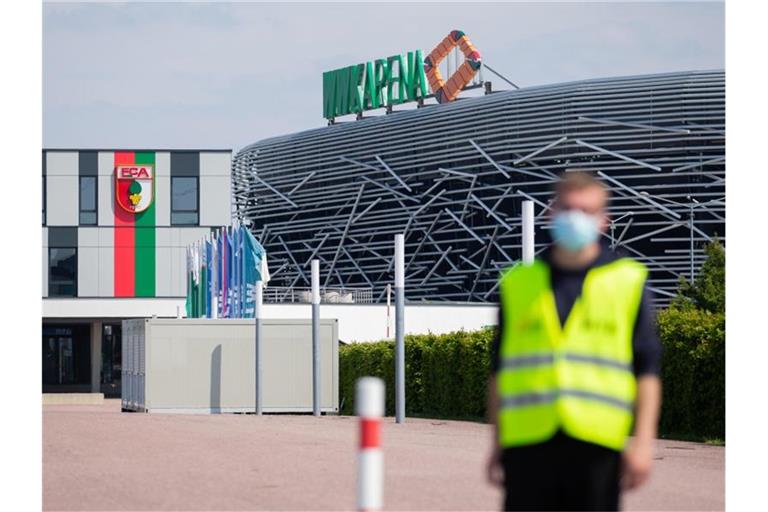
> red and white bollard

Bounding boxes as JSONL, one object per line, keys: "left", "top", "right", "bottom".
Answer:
{"left": 356, "top": 377, "right": 384, "bottom": 511}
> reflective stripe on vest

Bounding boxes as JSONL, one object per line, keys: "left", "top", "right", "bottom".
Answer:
{"left": 500, "top": 389, "right": 634, "bottom": 412}
{"left": 500, "top": 353, "right": 633, "bottom": 373}
{"left": 496, "top": 257, "right": 647, "bottom": 451}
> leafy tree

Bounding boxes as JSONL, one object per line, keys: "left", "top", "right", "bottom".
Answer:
{"left": 658, "top": 239, "right": 725, "bottom": 440}
{"left": 672, "top": 239, "right": 725, "bottom": 313}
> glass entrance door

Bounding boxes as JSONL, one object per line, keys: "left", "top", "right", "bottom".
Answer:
{"left": 43, "top": 335, "right": 74, "bottom": 385}
{"left": 42, "top": 324, "right": 91, "bottom": 392}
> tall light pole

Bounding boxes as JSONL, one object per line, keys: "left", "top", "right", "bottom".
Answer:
{"left": 394, "top": 234, "right": 405, "bottom": 423}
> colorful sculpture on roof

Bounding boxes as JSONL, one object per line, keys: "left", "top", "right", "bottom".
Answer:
{"left": 424, "top": 30, "right": 482, "bottom": 103}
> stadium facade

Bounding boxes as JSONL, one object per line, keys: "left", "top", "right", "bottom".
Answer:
{"left": 232, "top": 70, "right": 725, "bottom": 307}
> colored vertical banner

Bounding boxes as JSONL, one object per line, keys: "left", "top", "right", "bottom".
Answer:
{"left": 134, "top": 152, "right": 156, "bottom": 297}
{"left": 113, "top": 151, "right": 156, "bottom": 297}
{"left": 114, "top": 151, "right": 135, "bottom": 297}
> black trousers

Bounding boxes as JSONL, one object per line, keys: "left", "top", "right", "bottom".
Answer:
{"left": 502, "top": 431, "right": 621, "bottom": 511}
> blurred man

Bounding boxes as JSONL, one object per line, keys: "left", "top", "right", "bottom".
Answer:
{"left": 486, "top": 171, "right": 662, "bottom": 511}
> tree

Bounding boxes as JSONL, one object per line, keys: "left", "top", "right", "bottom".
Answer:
{"left": 672, "top": 239, "right": 725, "bottom": 314}
{"left": 658, "top": 239, "right": 725, "bottom": 440}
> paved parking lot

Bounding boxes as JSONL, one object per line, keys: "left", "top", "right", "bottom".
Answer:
{"left": 44, "top": 400, "right": 723, "bottom": 510}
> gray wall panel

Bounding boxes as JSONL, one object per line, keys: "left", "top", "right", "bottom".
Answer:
{"left": 155, "top": 247, "right": 173, "bottom": 297}
{"left": 171, "top": 247, "right": 182, "bottom": 297}
{"left": 78, "top": 227, "right": 99, "bottom": 248}
{"left": 78, "top": 247, "right": 100, "bottom": 297}
{"left": 155, "top": 228, "right": 172, "bottom": 297}
{"left": 98, "top": 245, "right": 114, "bottom": 297}
{"left": 46, "top": 152, "right": 79, "bottom": 226}
{"left": 155, "top": 152, "right": 171, "bottom": 226}
{"left": 199, "top": 152, "right": 232, "bottom": 226}
{"left": 179, "top": 228, "right": 211, "bottom": 246}
{"left": 98, "top": 152, "right": 115, "bottom": 226}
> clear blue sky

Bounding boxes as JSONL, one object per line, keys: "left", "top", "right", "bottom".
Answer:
{"left": 43, "top": 1, "right": 724, "bottom": 152}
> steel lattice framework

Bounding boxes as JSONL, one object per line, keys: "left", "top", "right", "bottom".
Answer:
{"left": 233, "top": 70, "right": 725, "bottom": 306}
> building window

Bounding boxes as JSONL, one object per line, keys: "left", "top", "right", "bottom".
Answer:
{"left": 171, "top": 176, "right": 199, "bottom": 225}
{"left": 79, "top": 176, "right": 97, "bottom": 225}
{"left": 42, "top": 175, "right": 46, "bottom": 226}
{"left": 49, "top": 247, "right": 77, "bottom": 297}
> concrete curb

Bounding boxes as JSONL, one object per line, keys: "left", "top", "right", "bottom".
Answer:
{"left": 43, "top": 393, "right": 104, "bottom": 405}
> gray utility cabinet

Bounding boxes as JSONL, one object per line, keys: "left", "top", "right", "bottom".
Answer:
{"left": 121, "top": 318, "right": 339, "bottom": 414}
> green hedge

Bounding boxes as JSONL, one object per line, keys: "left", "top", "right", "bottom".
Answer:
{"left": 340, "top": 319, "right": 725, "bottom": 439}
{"left": 339, "top": 329, "right": 494, "bottom": 418}
{"left": 657, "top": 307, "right": 725, "bottom": 440}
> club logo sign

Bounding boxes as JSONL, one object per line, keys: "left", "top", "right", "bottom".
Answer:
{"left": 115, "top": 165, "right": 154, "bottom": 213}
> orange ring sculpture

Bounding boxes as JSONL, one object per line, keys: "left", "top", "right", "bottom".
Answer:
{"left": 424, "top": 30, "right": 482, "bottom": 104}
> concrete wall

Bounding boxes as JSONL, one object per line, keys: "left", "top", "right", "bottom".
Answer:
{"left": 261, "top": 303, "right": 499, "bottom": 343}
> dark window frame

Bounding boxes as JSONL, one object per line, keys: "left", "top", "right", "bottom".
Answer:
{"left": 78, "top": 176, "right": 98, "bottom": 226}
{"left": 171, "top": 176, "right": 200, "bottom": 226}
{"left": 48, "top": 246, "right": 78, "bottom": 297}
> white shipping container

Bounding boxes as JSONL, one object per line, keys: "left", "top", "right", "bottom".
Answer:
{"left": 121, "top": 318, "right": 339, "bottom": 414}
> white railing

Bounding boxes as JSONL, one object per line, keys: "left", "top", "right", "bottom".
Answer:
{"left": 263, "top": 286, "right": 374, "bottom": 304}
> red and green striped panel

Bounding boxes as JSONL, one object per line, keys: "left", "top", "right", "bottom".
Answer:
{"left": 114, "top": 151, "right": 156, "bottom": 297}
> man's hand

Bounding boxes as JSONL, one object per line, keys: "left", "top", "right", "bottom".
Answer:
{"left": 623, "top": 375, "right": 662, "bottom": 490}
{"left": 621, "top": 438, "right": 654, "bottom": 490}
{"left": 486, "top": 446, "right": 504, "bottom": 487}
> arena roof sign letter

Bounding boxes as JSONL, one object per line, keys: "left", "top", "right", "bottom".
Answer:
{"left": 322, "top": 31, "right": 482, "bottom": 121}
{"left": 323, "top": 50, "right": 429, "bottom": 120}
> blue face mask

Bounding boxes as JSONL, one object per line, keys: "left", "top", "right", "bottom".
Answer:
{"left": 552, "top": 210, "right": 600, "bottom": 251}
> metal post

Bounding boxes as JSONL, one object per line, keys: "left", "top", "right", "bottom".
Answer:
{"left": 311, "top": 259, "right": 321, "bottom": 417}
{"left": 356, "top": 377, "right": 384, "bottom": 511}
{"left": 689, "top": 202, "right": 695, "bottom": 282}
{"left": 255, "top": 280, "right": 263, "bottom": 415}
{"left": 386, "top": 284, "right": 391, "bottom": 338}
{"left": 394, "top": 234, "right": 405, "bottom": 423}
{"left": 522, "top": 200, "right": 535, "bottom": 265}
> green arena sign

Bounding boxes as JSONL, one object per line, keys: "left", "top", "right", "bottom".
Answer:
{"left": 323, "top": 50, "right": 430, "bottom": 120}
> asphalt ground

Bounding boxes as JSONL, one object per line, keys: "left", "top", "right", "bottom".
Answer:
{"left": 43, "top": 400, "right": 724, "bottom": 511}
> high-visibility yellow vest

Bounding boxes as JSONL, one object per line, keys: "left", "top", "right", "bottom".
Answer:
{"left": 496, "top": 257, "right": 647, "bottom": 451}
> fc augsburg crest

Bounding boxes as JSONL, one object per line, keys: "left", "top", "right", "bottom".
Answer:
{"left": 115, "top": 165, "right": 154, "bottom": 213}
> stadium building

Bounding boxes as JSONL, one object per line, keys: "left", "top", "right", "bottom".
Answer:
{"left": 232, "top": 70, "right": 725, "bottom": 307}
{"left": 42, "top": 149, "right": 232, "bottom": 394}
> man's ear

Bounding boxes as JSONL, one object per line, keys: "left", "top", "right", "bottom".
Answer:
{"left": 598, "top": 212, "right": 609, "bottom": 233}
